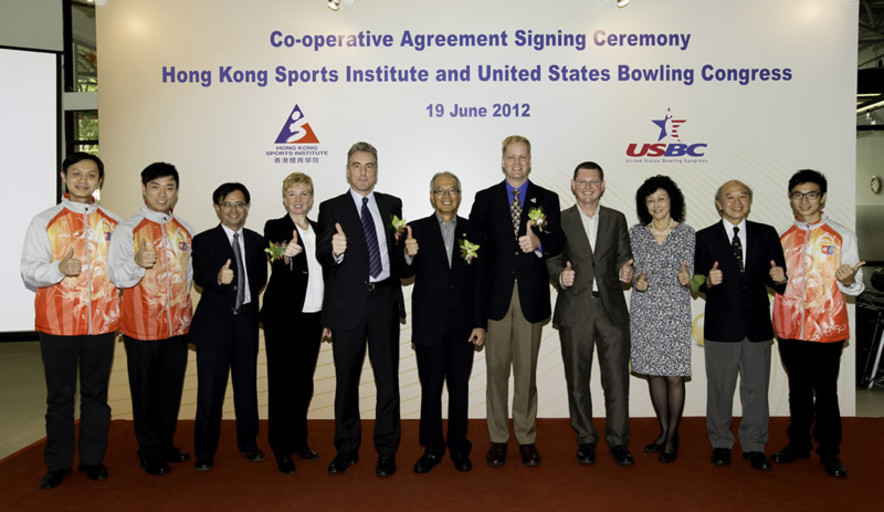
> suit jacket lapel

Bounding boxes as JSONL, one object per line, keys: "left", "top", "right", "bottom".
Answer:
{"left": 565, "top": 206, "right": 593, "bottom": 260}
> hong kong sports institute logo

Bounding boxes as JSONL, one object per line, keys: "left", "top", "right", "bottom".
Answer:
{"left": 275, "top": 104, "right": 320, "bottom": 144}
{"left": 625, "top": 107, "right": 708, "bottom": 159}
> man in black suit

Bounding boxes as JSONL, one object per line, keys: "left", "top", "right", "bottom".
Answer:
{"left": 694, "top": 179, "right": 787, "bottom": 472}
{"left": 469, "top": 135, "right": 564, "bottom": 467}
{"left": 401, "top": 171, "right": 486, "bottom": 474}
{"left": 316, "top": 141, "right": 405, "bottom": 478}
{"left": 546, "top": 161, "right": 635, "bottom": 467}
{"left": 190, "top": 182, "right": 268, "bottom": 471}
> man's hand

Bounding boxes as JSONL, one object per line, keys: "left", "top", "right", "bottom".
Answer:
{"left": 518, "top": 222, "right": 540, "bottom": 253}
{"left": 707, "top": 261, "right": 722, "bottom": 287}
{"left": 836, "top": 261, "right": 866, "bottom": 286}
{"left": 560, "top": 261, "right": 576, "bottom": 288}
{"left": 134, "top": 238, "right": 157, "bottom": 269}
{"left": 677, "top": 260, "right": 690, "bottom": 287}
{"left": 321, "top": 327, "right": 333, "bottom": 344}
{"left": 769, "top": 259, "right": 786, "bottom": 285}
{"left": 468, "top": 328, "right": 486, "bottom": 347}
{"left": 635, "top": 270, "right": 649, "bottom": 292}
{"left": 58, "top": 247, "right": 82, "bottom": 277}
{"left": 332, "top": 222, "right": 347, "bottom": 257}
{"left": 620, "top": 258, "right": 635, "bottom": 283}
{"left": 404, "top": 225, "right": 419, "bottom": 257}
{"left": 218, "top": 258, "right": 234, "bottom": 285}
{"left": 284, "top": 229, "right": 303, "bottom": 258}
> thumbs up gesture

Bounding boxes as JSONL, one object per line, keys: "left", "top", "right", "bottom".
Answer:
{"left": 635, "top": 270, "right": 649, "bottom": 292}
{"left": 518, "top": 222, "right": 540, "bottom": 253}
{"left": 134, "top": 238, "right": 157, "bottom": 269}
{"left": 769, "top": 259, "right": 786, "bottom": 284}
{"left": 677, "top": 260, "right": 690, "bottom": 286}
{"left": 58, "top": 247, "right": 82, "bottom": 277}
{"left": 561, "top": 261, "right": 576, "bottom": 288}
{"left": 836, "top": 260, "right": 866, "bottom": 286}
{"left": 218, "top": 258, "right": 234, "bottom": 285}
{"left": 620, "top": 258, "right": 635, "bottom": 283}
{"left": 332, "top": 222, "right": 347, "bottom": 257}
{"left": 708, "top": 261, "right": 723, "bottom": 287}
{"left": 285, "top": 229, "right": 303, "bottom": 258}
{"left": 404, "top": 225, "right": 419, "bottom": 257}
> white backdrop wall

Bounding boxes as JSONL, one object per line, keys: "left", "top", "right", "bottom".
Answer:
{"left": 96, "top": 0, "right": 859, "bottom": 421}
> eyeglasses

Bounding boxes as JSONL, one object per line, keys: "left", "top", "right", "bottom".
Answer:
{"left": 432, "top": 188, "right": 460, "bottom": 196}
{"left": 219, "top": 201, "right": 247, "bottom": 209}
{"left": 574, "top": 179, "right": 602, "bottom": 188}
{"left": 789, "top": 191, "right": 821, "bottom": 201}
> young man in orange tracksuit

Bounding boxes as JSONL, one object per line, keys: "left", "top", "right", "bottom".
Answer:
{"left": 772, "top": 169, "right": 864, "bottom": 479}
{"left": 21, "top": 153, "right": 121, "bottom": 489}
{"left": 108, "top": 162, "right": 194, "bottom": 476}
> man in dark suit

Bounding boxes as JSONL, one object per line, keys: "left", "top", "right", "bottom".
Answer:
{"left": 190, "top": 182, "right": 268, "bottom": 471}
{"left": 547, "top": 161, "right": 635, "bottom": 467}
{"left": 316, "top": 141, "right": 405, "bottom": 478}
{"left": 469, "top": 135, "right": 564, "bottom": 467}
{"left": 694, "top": 179, "right": 787, "bottom": 471}
{"left": 401, "top": 171, "right": 486, "bottom": 474}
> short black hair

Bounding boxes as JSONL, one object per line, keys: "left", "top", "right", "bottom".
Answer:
{"left": 635, "top": 175, "right": 686, "bottom": 224}
{"left": 141, "top": 162, "right": 179, "bottom": 186}
{"left": 212, "top": 182, "right": 251, "bottom": 205}
{"left": 62, "top": 152, "right": 104, "bottom": 181}
{"left": 788, "top": 169, "right": 827, "bottom": 195}
{"left": 573, "top": 161, "right": 604, "bottom": 181}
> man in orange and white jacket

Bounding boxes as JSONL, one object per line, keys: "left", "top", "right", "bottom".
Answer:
{"left": 771, "top": 169, "right": 864, "bottom": 479}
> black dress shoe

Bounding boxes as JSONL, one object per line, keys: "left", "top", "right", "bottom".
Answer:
{"left": 327, "top": 451, "right": 358, "bottom": 474}
{"left": 78, "top": 463, "right": 109, "bottom": 481}
{"left": 659, "top": 436, "right": 679, "bottom": 464}
{"left": 275, "top": 455, "right": 296, "bottom": 474}
{"left": 771, "top": 446, "right": 811, "bottom": 464}
{"left": 166, "top": 447, "right": 191, "bottom": 463}
{"left": 742, "top": 451, "right": 772, "bottom": 471}
{"left": 39, "top": 469, "right": 70, "bottom": 489}
{"left": 519, "top": 444, "right": 542, "bottom": 467}
{"left": 610, "top": 445, "right": 635, "bottom": 466}
{"left": 644, "top": 441, "right": 665, "bottom": 454}
{"left": 193, "top": 458, "right": 214, "bottom": 471}
{"left": 241, "top": 447, "right": 265, "bottom": 462}
{"left": 821, "top": 456, "right": 847, "bottom": 478}
{"left": 413, "top": 453, "right": 443, "bottom": 474}
{"left": 486, "top": 442, "right": 507, "bottom": 467}
{"left": 576, "top": 443, "right": 596, "bottom": 465}
{"left": 140, "top": 458, "right": 171, "bottom": 475}
{"left": 296, "top": 445, "right": 319, "bottom": 461}
{"left": 711, "top": 448, "right": 731, "bottom": 466}
{"left": 376, "top": 454, "right": 397, "bottom": 477}
{"left": 451, "top": 452, "right": 472, "bottom": 472}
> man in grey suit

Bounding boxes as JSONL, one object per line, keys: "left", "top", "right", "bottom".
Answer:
{"left": 547, "top": 161, "right": 635, "bottom": 466}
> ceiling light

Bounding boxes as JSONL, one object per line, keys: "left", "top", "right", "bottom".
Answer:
{"left": 328, "top": 0, "right": 340, "bottom": 11}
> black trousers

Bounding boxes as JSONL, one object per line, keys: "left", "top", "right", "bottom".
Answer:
{"left": 39, "top": 332, "right": 115, "bottom": 471}
{"left": 777, "top": 338, "right": 845, "bottom": 457}
{"left": 332, "top": 286, "right": 400, "bottom": 456}
{"left": 123, "top": 334, "right": 188, "bottom": 462}
{"left": 264, "top": 311, "right": 323, "bottom": 457}
{"left": 414, "top": 336, "right": 475, "bottom": 457}
{"left": 194, "top": 311, "right": 260, "bottom": 459}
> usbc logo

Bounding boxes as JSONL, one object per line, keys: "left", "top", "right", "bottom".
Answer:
{"left": 275, "top": 104, "right": 320, "bottom": 144}
{"left": 625, "top": 107, "right": 707, "bottom": 158}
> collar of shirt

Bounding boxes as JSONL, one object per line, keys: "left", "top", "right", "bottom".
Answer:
{"left": 349, "top": 188, "right": 377, "bottom": 210}
{"left": 505, "top": 180, "right": 529, "bottom": 207}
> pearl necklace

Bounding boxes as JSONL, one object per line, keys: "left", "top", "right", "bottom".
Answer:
{"left": 649, "top": 217, "right": 674, "bottom": 236}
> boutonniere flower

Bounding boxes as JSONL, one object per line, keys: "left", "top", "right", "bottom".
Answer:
{"left": 265, "top": 241, "right": 286, "bottom": 262}
{"left": 458, "top": 236, "right": 480, "bottom": 264}
{"left": 527, "top": 207, "right": 547, "bottom": 232}
{"left": 390, "top": 215, "right": 407, "bottom": 239}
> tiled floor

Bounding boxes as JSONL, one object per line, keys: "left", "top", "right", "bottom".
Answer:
{"left": 2, "top": 340, "right": 884, "bottom": 461}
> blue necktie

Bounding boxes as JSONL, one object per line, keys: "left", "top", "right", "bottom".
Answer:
{"left": 361, "top": 197, "right": 382, "bottom": 278}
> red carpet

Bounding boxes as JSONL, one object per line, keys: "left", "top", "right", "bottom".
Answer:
{"left": 0, "top": 417, "right": 880, "bottom": 511}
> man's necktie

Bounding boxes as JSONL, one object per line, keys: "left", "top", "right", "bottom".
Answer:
{"left": 232, "top": 232, "right": 245, "bottom": 310}
{"left": 361, "top": 197, "right": 383, "bottom": 278}
{"left": 511, "top": 189, "right": 522, "bottom": 236}
{"left": 732, "top": 227, "right": 744, "bottom": 273}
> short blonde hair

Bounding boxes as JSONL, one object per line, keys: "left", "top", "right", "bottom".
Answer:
{"left": 501, "top": 135, "right": 531, "bottom": 156}
{"left": 282, "top": 172, "right": 314, "bottom": 196}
